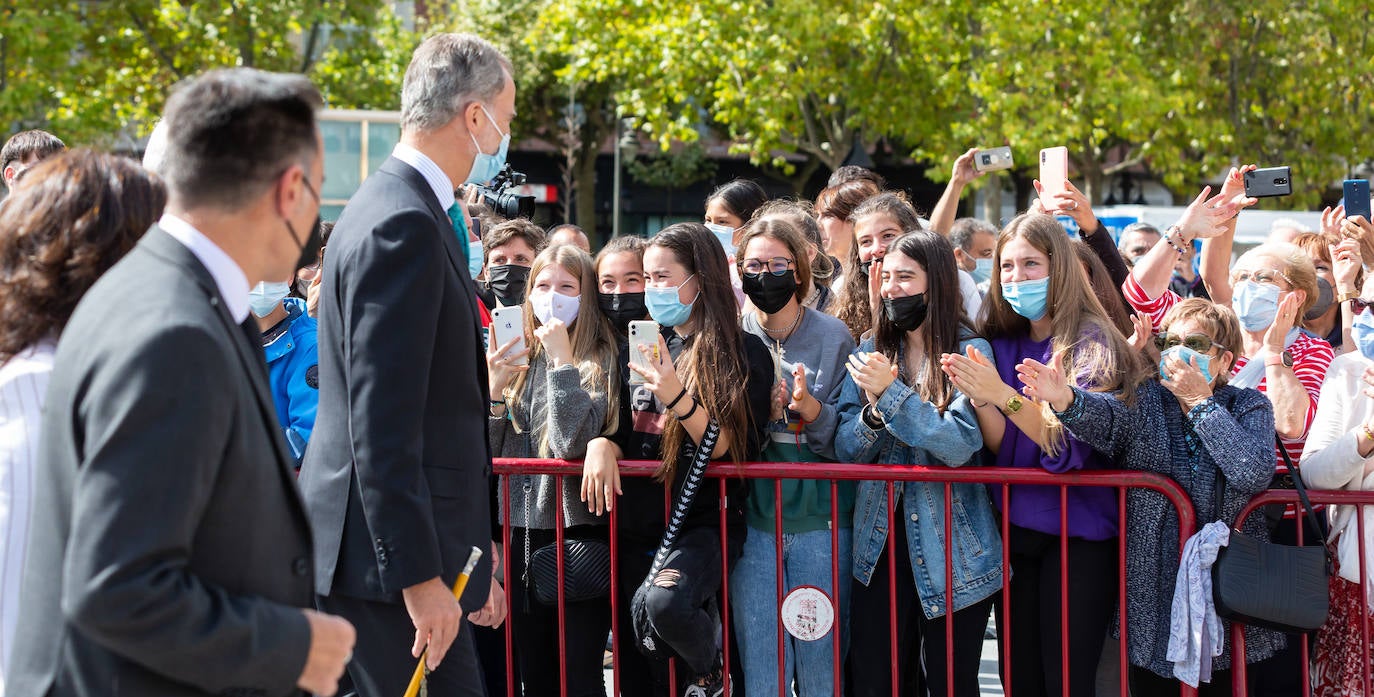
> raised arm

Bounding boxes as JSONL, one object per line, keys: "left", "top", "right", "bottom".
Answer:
{"left": 1199, "top": 165, "right": 1259, "bottom": 305}
{"left": 929, "top": 148, "right": 984, "bottom": 236}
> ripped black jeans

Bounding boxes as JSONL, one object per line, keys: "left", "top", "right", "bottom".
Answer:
{"left": 641, "top": 525, "right": 743, "bottom": 677}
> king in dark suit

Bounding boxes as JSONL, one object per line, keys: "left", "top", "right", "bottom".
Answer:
{"left": 298, "top": 33, "right": 513, "bottom": 697}
{"left": 7, "top": 70, "right": 355, "bottom": 697}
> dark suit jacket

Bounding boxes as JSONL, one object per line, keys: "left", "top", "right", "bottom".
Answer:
{"left": 7, "top": 228, "right": 315, "bottom": 697}
{"left": 299, "top": 156, "right": 492, "bottom": 610}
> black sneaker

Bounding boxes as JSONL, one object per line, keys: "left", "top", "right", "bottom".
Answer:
{"left": 683, "top": 666, "right": 730, "bottom": 697}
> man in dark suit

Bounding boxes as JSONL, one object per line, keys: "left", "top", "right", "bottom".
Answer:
{"left": 6, "top": 70, "right": 355, "bottom": 696}
{"left": 298, "top": 33, "right": 511, "bottom": 697}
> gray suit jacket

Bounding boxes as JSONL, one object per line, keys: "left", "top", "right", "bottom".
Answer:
{"left": 299, "top": 157, "right": 493, "bottom": 610}
{"left": 7, "top": 228, "right": 315, "bottom": 697}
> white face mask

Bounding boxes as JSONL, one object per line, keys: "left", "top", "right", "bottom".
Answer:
{"left": 530, "top": 290, "right": 580, "bottom": 326}
{"left": 249, "top": 281, "right": 291, "bottom": 317}
{"left": 705, "top": 222, "right": 737, "bottom": 256}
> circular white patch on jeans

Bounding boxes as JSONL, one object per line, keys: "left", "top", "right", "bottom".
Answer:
{"left": 780, "top": 585, "right": 834, "bottom": 641}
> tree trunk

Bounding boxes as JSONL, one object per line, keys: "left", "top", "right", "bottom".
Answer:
{"left": 1078, "top": 157, "right": 1106, "bottom": 206}
{"left": 574, "top": 148, "right": 598, "bottom": 236}
{"left": 982, "top": 171, "right": 1003, "bottom": 226}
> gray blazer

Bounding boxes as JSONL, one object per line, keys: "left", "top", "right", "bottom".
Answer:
{"left": 7, "top": 228, "right": 315, "bottom": 697}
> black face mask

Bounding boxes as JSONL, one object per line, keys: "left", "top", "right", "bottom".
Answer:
{"left": 287, "top": 215, "right": 323, "bottom": 273}
{"left": 486, "top": 264, "right": 531, "bottom": 306}
{"left": 598, "top": 292, "right": 647, "bottom": 330}
{"left": 883, "top": 293, "right": 929, "bottom": 332}
{"left": 742, "top": 270, "right": 799, "bottom": 314}
{"left": 1303, "top": 277, "right": 1335, "bottom": 321}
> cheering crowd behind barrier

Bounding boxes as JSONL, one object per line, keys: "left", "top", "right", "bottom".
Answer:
{"left": 2, "top": 29, "right": 1374, "bottom": 697}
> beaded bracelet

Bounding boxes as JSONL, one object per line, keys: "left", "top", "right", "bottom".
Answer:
{"left": 1163, "top": 226, "right": 1189, "bottom": 256}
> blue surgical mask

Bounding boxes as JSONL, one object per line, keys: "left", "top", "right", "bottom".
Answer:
{"left": 531, "top": 290, "right": 580, "bottom": 326}
{"left": 1159, "top": 345, "right": 1214, "bottom": 383}
{"left": 705, "top": 222, "right": 736, "bottom": 256}
{"left": 1232, "top": 280, "right": 1280, "bottom": 332}
{"left": 249, "top": 281, "right": 291, "bottom": 318}
{"left": 645, "top": 274, "right": 698, "bottom": 327}
{"left": 1353, "top": 309, "right": 1374, "bottom": 361}
{"left": 468, "top": 236, "right": 485, "bottom": 278}
{"left": 1002, "top": 276, "right": 1050, "bottom": 321}
{"left": 465, "top": 104, "right": 510, "bottom": 186}
{"left": 971, "top": 257, "right": 994, "bottom": 285}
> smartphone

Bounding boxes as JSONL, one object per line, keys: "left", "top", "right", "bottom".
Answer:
{"left": 1244, "top": 166, "right": 1292, "bottom": 198}
{"left": 974, "top": 146, "right": 1014, "bottom": 173}
{"left": 1039, "top": 146, "right": 1069, "bottom": 200}
{"left": 1344, "top": 179, "right": 1371, "bottom": 221}
{"left": 489, "top": 305, "right": 528, "bottom": 367}
{"left": 627, "top": 320, "right": 660, "bottom": 385}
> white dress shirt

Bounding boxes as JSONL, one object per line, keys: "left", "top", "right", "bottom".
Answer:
{"left": 158, "top": 213, "right": 251, "bottom": 323}
{"left": 392, "top": 142, "right": 456, "bottom": 212}
{"left": 0, "top": 339, "right": 56, "bottom": 688}
{"left": 1300, "top": 350, "right": 1374, "bottom": 604}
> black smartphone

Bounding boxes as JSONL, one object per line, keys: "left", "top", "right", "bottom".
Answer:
{"left": 1344, "top": 179, "right": 1371, "bottom": 221}
{"left": 1244, "top": 166, "right": 1292, "bottom": 198}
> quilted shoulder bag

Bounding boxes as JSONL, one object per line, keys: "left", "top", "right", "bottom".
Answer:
{"left": 1211, "top": 434, "right": 1332, "bottom": 633}
{"left": 528, "top": 537, "right": 611, "bottom": 606}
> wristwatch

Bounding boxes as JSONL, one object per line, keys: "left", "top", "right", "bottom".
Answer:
{"left": 1264, "top": 350, "right": 1294, "bottom": 369}
{"left": 1002, "top": 393, "right": 1025, "bottom": 415}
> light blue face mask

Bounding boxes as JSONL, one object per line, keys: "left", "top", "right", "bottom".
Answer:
{"left": 704, "top": 222, "right": 737, "bottom": 256}
{"left": 465, "top": 104, "right": 510, "bottom": 186}
{"left": 249, "top": 281, "right": 291, "bottom": 318}
{"left": 1002, "top": 276, "right": 1050, "bottom": 321}
{"left": 1231, "top": 280, "right": 1281, "bottom": 332}
{"left": 971, "top": 257, "right": 994, "bottom": 285}
{"left": 1159, "top": 345, "right": 1214, "bottom": 383}
{"left": 467, "top": 236, "right": 485, "bottom": 278}
{"left": 645, "top": 274, "right": 698, "bottom": 327}
{"left": 1353, "top": 308, "right": 1374, "bottom": 361}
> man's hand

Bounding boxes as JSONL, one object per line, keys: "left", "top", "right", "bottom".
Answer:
{"left": 297, "top": 609, "right": 356, "bottom": 697}
{"left": 467, "top": 580, "right": 507, "bottom": 628}
{"left": 402, "top": 576, "right": 464, "bottom": 670}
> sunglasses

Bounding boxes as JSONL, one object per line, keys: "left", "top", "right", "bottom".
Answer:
{"left": 1231, "top": 268, "right": 1294, "bottom": 287}
{"left": 1353, "top": 298, "right": 1374, "bottom": 314}
{"left": 1153, "top": 332, "right": 1225, "bottom": 353}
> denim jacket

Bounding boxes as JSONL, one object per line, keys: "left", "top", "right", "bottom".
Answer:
{"left": 836, "top": 335, "right": 1003, "bottom": 619}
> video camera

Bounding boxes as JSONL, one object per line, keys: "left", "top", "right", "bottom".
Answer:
{"left": 476, "top": 164, "right": 536, "bottom": 219}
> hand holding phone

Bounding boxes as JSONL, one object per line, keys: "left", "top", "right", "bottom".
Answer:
{"left": 1344, "top": 179, "right": 1371, "bottom": 222}
{"left": 627, "top": 320, "right": 660, "bottom": 385}
{"left": 974, "top": 146, "right": 1014, "bottom": 173}
{"left": 489, "top": 306, "right": 529, "bottom": 367}
{"left": 1243, "top": 166, "right": 1292, "bottom": 198}
{"left": 1038, "top": 147, "right": 1069, "bottom": 200}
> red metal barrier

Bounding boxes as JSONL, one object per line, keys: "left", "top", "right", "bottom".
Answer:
{"left": 1228, "top": 489, "right": 1374, "bottom": 697}
{"left": 493, "top": 459, "right": 1199, "bottom": 697}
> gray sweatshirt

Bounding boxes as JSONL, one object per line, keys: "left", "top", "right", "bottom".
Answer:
{"left": 741, "top": 307, "right": 855, "bottom": 459}
{"left": 490, "top": 358, "right": 609, "bottom": 530}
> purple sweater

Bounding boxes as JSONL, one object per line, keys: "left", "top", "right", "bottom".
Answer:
{"left": 989, "top": 333, "right": 1119, "bottom": 541}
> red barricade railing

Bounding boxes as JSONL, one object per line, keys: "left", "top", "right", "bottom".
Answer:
{"left": 493, "top": 460, "right": 1200, "bottom": 697}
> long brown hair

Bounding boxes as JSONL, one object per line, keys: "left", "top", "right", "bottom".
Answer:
{"left": 834, "top": 192, "right": 922, "bottom": 340}
{"left": 504, "top": 245, "right": 621, "bottom": 453}
{"left": 872, "top": 231, "right": 972, "bottom": 413}
{"left": 1070, "top": 239, "right": 1134, "bottom": 337}
{"left": 0, "top": 150, "right": 165, "bottom": 364}
{"left": 982, "top": 214, "right": 1145, "bottom": 450}
{"left": 649, "top": 223, "right": 753, "bottom": 481}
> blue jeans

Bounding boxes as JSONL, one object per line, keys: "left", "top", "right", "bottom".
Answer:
{"left": 729, "top": 525, "right": 852, "bottom": 697}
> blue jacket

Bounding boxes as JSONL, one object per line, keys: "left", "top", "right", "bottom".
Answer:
{"left": 262, "top": 297, "right": 318, "bottom": 463}
{"left": 835, "top": 335, "right": 1003, "bottom": 619}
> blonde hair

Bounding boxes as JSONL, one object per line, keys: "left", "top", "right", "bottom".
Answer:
{"left": 1234, "top": 242, "right": 1319, "bottom": 320}
{"left": 505, "top": 245, "right": 620, "bottom": 454}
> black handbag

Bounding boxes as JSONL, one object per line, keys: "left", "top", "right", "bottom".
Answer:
{"left": 631, "top": 419, "right": 720, "bottom": 661}
{"left": 528, "top": 537, "right": 611, "bottom": 606}
{"left": 1211, "top": 434, "right": 1333, "bottom": 633}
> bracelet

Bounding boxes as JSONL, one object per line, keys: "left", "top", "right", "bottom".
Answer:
{"left": 664, "top": 388, "right": 689, "bottom": 412}
{"left": 674, "top": 399, "right": 699, "bottom": 421}
{"left": 489, "top": 399, "right": 506, "bottom": 407}
{"left": 1163, "top": 227, "right": 1188, "bottom": 255}
{"left": 861, "top": 403, "right": 886, "bottom": 429}
{"left": 1338, "top": 290, "right": 1360, "bottom": 304}
{"left": 1361, "top": 424, "right": 1374, "bottom": 442}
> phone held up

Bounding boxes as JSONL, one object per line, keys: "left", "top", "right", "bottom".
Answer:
{"left": 1343, "top": 179, "right": 1371, "bottom": 222}
{"left": 974, "top": 146, "right": 1014, "bottom": 173}
{"left": 1038, "top": 146, "right": 1069, "bottom": 200}
{"left": 489, "top": 305, "right": 529, "bottom": 367}
{"left": 1243, "top": 166, "right": 1292, "bottom": 198}
{"left": 627, "top": 320, "right": 660, "bottom": 385}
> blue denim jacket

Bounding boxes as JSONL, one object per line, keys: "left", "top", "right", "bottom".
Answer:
{"left": 835, "top": 335, "right": 1003, "bottom": 619}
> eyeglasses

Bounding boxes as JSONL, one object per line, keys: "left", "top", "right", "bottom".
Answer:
{"left": 739, "top": 256, "right": 795, "bottom": 277}
{"left": 1153, "top": 332, "right": 1225, "bottom": 353}
{"left": 1231, "top": 268, "right": 1294, "bottom": 287}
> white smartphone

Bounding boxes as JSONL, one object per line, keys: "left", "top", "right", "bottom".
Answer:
{"left": 490, "top": 305, "right": 528, "bottom": 367}
{"left": 974, "top": 146, "right": 1014, "bottom": 173}
{"left": 627, "top": 320, "right": 660, "bottom": 385}
{"left": 1039, "top": 146, "right": 1069, "bottom": 200}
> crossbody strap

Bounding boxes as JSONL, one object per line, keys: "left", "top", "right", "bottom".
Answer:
{"left": 1273, "top": 434, "right": 1335, "bottom": 573}
{"left": 643, "top": 419, "right": 721, "bottom": 586}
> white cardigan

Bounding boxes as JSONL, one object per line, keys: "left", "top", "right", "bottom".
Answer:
{"left": 1300, "top": 351, "right": 1374, "bottom": 602}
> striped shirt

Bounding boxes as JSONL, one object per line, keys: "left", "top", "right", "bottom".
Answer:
{"left": 1123, "top": 277, "right": 1334, "bottom": 516}
{"left": 0, "top": 340, "right": 55, "bottom": 688}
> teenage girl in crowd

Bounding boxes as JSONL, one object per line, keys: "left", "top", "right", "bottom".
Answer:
{"left": 837, "top": 231, "right": 1003, "bottom": 697}
{"left": 833, "top": 192, "right": 922, "bottom": 340}
{"left": 814, "top": 179, "right": 882, "bottom": 286}
{"left": 752, "top": 200, "right": 839, "bottom": 312}
{"left": 941, "top": 213, "right": 1145, "bottom": 697}
{"left": 487, "top": 245, "right": 620, "bottom": 697}
{"left": 728, "top": 215, "right": 856, "bottom": 696}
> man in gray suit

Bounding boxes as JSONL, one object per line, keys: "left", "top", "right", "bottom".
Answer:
{"left": 7, "top": 69, "right": 355, "bottom": 697}
{"left": 299, "top": 33, "right": 511, "bottom": 697}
